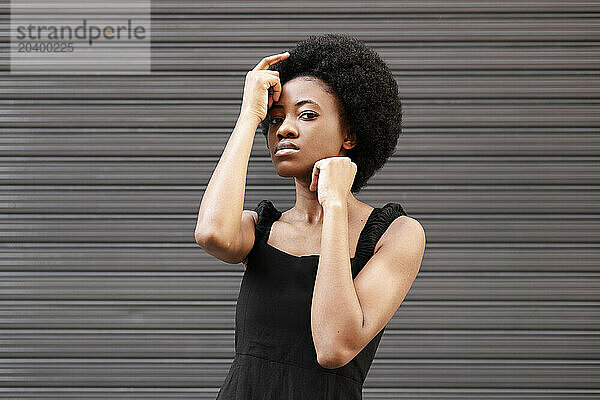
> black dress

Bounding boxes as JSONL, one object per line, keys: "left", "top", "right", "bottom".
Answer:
{"left": 216, "top": 199, "right": 407, "bottom": 399}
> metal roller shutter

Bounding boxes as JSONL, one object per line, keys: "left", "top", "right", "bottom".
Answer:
{"left": 3, "top": 1, "right": 600, "bottom": 399}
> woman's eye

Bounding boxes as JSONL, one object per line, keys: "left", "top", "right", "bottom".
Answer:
{"left": 269, "top": 112, "right": 317, "bottom": 125}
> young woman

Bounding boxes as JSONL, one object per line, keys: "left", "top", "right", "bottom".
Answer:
{"left": 195, "top": 33, "right": 426, "bottom": 399}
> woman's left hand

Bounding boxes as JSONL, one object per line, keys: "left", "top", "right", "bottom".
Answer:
{"left": 309, "top": 156, "right": 357, "bottom": 207}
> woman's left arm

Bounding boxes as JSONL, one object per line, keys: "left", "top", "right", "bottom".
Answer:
{"left": 310, "top": 158, "right": 426, "bottom": 369}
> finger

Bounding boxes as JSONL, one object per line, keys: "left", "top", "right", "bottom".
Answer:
{"left": 310, "top": 161, "right": 321, "bottom": 191}
{"left": 268, "top": 89, "right": 272, "bottom": 109}
{"left": 252, "top": 52, "right": 290, "bottom": 71}
{"left": 265, "top": 72, "right": 281, "bottom": 104}
{"left": 270, "top": 77, "right": 283, "bottom": 103}
{"left": 268, "top": 87, "right": 276, "bottom": 109}
{"left": 263, "top": 74, "right": 282, "bottom": 106}
{"left": 310, "top": 172, "right": 318, "bottom": 191}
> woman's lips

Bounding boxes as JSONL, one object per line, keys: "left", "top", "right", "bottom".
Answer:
{"left": 275, "top": 148, "right": 300, "bottom": 156}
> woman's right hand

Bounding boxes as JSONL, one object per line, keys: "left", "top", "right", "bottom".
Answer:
{"left": 239, "top": 51, "right": 290, "bottom": 125}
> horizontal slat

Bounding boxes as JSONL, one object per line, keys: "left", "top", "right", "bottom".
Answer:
{"left": 1, "top": 246, "right": 598, "bottom": 272}
{"left": 3, "top": 214, "right": 600, "bottom": 243}
{"left": 2, "top": 159, "right": 600, "bottom": 184}
{"left": 0, "top": 302, "right": 598, "bottom": 329}
{"left": 1, "top": 188, "right": 599, "bottom": 213}
{"left": 0, "top": 358, "right": 598, "bottom": 388}
{"left": 0, "top": 101, "right": 597, "bottom": 127}
{"left": 1, "top": 73, "right": 599, "bottom": 99}
{"left": 3, "top": 0, "right": 600, "bottom": 14}
{"left": 151, "top": 0, "right": 600, "bottom": 13}
{"left": 0, "top": 331, "right": 598, "bottom": 359}
{"left": 0, "top": 388, "right": 598, "bottom": 400}
{"left": 2, "top": 48, "right": 600, "bottom": 71}
{"left": 3, "top": 18, "right": 600, "bottom": 42}
{"left": 1, "top": 131, "right": 600, "bottom": 156}
{"left": 1, "top": 272, "right": 600, "bottom": 300}
{"left": 101, "top": 18, "right": 600, "bottom": 42}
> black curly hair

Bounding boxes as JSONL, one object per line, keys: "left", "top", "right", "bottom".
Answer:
{"left": 257, "top": 33, "right": 402, "bottom": 193}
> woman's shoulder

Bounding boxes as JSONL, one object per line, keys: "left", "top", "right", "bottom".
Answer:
{"left": 362, "top": 202, "right": 408, "bottom": 229}
{"left": 369, "top": 203, "right": 425, "bottom": 258}
{"left": 379, "top": 202, "right": 407, "bottom": 217}
{"left": 376, "top": 202, "right": 421, "bottom": 234}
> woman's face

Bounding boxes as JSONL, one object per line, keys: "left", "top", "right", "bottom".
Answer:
{"left": 266, "top": 76, "right": 355, "bottom": 181}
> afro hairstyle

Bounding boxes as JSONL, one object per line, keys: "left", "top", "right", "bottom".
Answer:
{"left": 257, "top": 33, "right": 402, "bottom": 193}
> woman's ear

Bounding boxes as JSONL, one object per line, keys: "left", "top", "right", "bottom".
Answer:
{"left": 342, "top": 125, "right": 357, "bottom": 151}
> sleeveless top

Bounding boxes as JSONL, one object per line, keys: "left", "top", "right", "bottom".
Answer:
{"left": 216, "top": 199, "right": 407, "bottom": 400}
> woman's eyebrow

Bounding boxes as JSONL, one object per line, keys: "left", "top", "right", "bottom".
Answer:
{"left": 270, "top": 99, "right": 320, "bottom": 110}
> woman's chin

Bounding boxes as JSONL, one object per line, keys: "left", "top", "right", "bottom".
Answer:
{"left": 274, "top": 164, "right": 307, "bottom": 178}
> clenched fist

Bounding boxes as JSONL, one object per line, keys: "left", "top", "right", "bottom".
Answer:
{"left": 309, "top": 156, "right": 357, "bottom": 207}
{"left": 239, "top": 51, "right": 290, "bottom": 125}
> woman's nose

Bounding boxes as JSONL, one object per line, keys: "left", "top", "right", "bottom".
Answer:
{"left": 277, "top": 119, "right": 298, "bottom": 139}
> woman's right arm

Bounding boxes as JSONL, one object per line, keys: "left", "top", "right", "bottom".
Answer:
{"left": 194, "top": 51, "right": 290, "bottom": 264}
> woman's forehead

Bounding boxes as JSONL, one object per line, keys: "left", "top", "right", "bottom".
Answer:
{"left": 276, "top": 77, "right": 337, "bottom": 109}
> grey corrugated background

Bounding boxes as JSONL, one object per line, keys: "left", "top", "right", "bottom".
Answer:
{"left": 2, "top": 1, "right": 600, "bottom": 399}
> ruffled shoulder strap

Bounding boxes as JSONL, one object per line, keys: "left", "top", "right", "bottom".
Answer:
{"left": 354, "top": 202, "right": 407, "bottom": 263}
{"left": 252, "top": 199, "right": 282, "bottom": 241}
